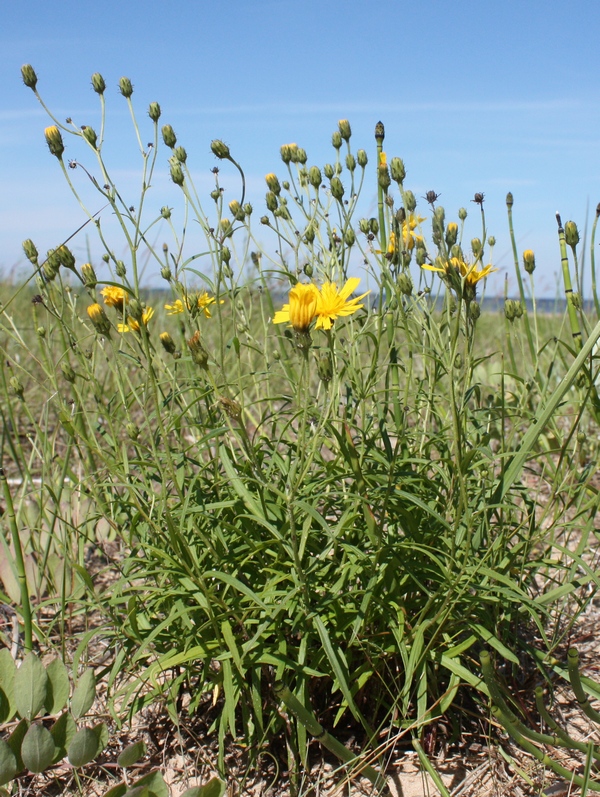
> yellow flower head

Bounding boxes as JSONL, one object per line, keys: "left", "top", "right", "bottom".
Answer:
{"left": 164, "top": 299, "right": 186, "bottom": 315}
{"left": 315, "top": 278, "right": 370, "bottom": 330}
{"left": 379, "top": 152, "right": 387, "bottom": 168}
{"left": 273, "top": 282, "right": 320, "bottom": 333}
{"left": 101, "top": 285, "right": 128, "bottom": 310}
{"left": 421, "top": 257, "right": 497, "bottom": 295}
{"left": 401, "top": 213, "right": 426, "bottom": 251}
{"left": 86, "top": 303, "right": 111, "bottom": 335}
{"left": 118, "top": 306, "right": 154, "bottom": 333}
{"left": 165, "top": 291, "right": 218, "bottom": 318}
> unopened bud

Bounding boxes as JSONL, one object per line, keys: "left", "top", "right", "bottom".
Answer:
{"left": 378, "top": 163, "right": 391, "bottom": 191}
{"left": 265, "top": 173, "right": 281, "bottom": 194}
{"left": 159, "top": 331, "right": 177, "bottom": 354}
{"left": 488, "top": 236, "right": 496, "bottom": 247}
{"left": 148, "top": 102, "right": 161, "bottom": 122}
{"left": 161, "top": 206, "right": 171, "bottom": 219}
{"left": 43, "top": 249, "right": 61, "bottom": 281}
{"left": 126, "top": 422, "right": 140, "bottom": 440}
{"left": 174, "top": 146, "right": 187, "bottom": 163}
{"left": 471, "top": 238, "right": 483, "bottom": 258}
{"left": 87, "top": 303, "right": 111, "bottom": 335}
{"left": 390, "top": 157, "right": 406, "bottom": 183}
{"left": 374, "top": 121, "right": 385, "bottom": 142}
{"left": 81, "top": 262, "right": 97, "bottom": 287}
{"left": 571, "top": 292, "right": 582, "bottom": 310}
{"left": 308, "top": 166, "right": 322, "bottom": 189}
{"left": 316, "top": 350, "right": 333, "bottom": 382}
{"left": 445, "top": 222, "right": 458, "bottom": 248}
{"left": 9, "top": 376, "right": 24, "bottom": 399}
{"left": 397, "top": 272, "right": 413, "bottom": 296}
{"left": 169, "top": 158, "right": 184, "bottom": 186}
{"left": 359, "top": 219, "right": 370, "bottom": 234}
{"left": 469, "top": 301, "right": 481, "bottom": 321}
{"left": 211, "top": 139, "right": 230, "bottom": 159}
{"left": 506, "top": 192, "right": 514, "bottom": 209}
{"left": 330, "top": 177, "right": 344, "bottom": 201}
{"left": 220, "top": 218, "right": 233, "bottom": 238}
{"left": 118, "top": 77, "right": 134, "bottom": 98}
{"left": 294, "top": 147, "right": 307, "bottom": 164}
{"left": 345, "top": 153, "right": 356, "bottom": 172}
{"left": 210, "top": 189, "right": 221, "bottom": 201}
{"left": 37, "top": 326, "right": 46, "bottom": 338}
{"left": 323, "top": 163, "right": 334, "bottom": 179}
{"left": 523, "top": 249, "right": 536, "bottom": 274}
{"left": 303, "top": 224, "right": 316, "bottom": 244}
{"left": 21, "top": 64, "right": 38, "bottom": 90}
{"left": 565, "top": 221, "right": 579, "bottom": 248}
{"left": 280, "top": 144, "right": 293, "bottom": 163}
{"left": 44, "top": 126, "right": 64, "bottom": 158}
{"left": 243, "top": 203, "right": 253, "bottom": 216}
{"left": 82, "top": 125, "right": 98, "bottom": 148}
{"left": 187, "top": 331, "right": 209, "bottom": 368}
{"left": 61, "top": 362, "right": 76, "bottom": 383}
{"left": 23, "top": 239, "right": 39, "bottom": 265}
{"left": 128, "top": 299, "right": 144, "bottom": 322}
{"left": 331, "top": 131, "right": 342, "bottom": 149}
{"left": 369, "top": 218, "right": 379, "bottom": 235}
{"left": 221, "top": 246, "right": 231, "bottom": 264}
{"left": 161, "top": 265, "right": 172, "bottom": 282}
{"left": 115, "top": 260, "right": 127, "bottom": 278}
{"left": 162, "top": 125, "right": 177, "bottom": 148}
{"left": 260, "top": 215, "right": 270, "bottom": 225}
{"left": 338, "top": 119, "right": 352, "bottom": 141}
{"left": 357, "top": 149, "right": 368, "bottom": 168}
{"left": 266, "top": 191, "right": 278, "bottom": 212}
{"left": 458, "top": 207, "right": 468, "bottom": 221}
{"left": 404, "top": 191, "right": 417, "bottom": 213}
{"left": 344, "top": 227, "right": 356, "bottom": 247}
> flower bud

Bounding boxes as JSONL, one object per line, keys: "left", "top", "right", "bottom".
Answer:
{"left": 44, "top": 126, "right": 64, "bottom": 158}
{"left": 82, "top": 126, "right": 98, "bottom": 148}
{"left": 61, "top": 362, "right": 76, "bottom": 383}
{"left": 161, "top": 265, "right": 172, "bottom": 282}
{"left": 265, "top": 191, "right": 278, "bottom": 212}
{"left": 280, "top": 144, "right": 293, "bottom": 163}
{"left": 127, "top": 299, "right": 143, "bottom": 322}
{"left": 345, "top": 153, "right": 356, "bottom": 172}
{"left": 390, "top": 157, "right": 406, "bottom": 183}
{"left": 21, "top": 64, "right": 38, "bottom": 90}
{"left": 357, "top": 149, "right": 368, "bottom": 168}
{"left": 162, "top": 124, "right": 177, "bottom": 148}
{"left": 23, "top": 239, "right": 39, "bottom": 265}
{"left": 187, "top": 331, "right": 209, "bottom": 368}
{"left": 404, "top": 191, "right": 417, "bottom": 213}
{"left": 118, "top": 77, "right": 134, "bottom": 98}
{"left": 126, "top": 422, "right": 140, "bottom": 440}
{"left": 43, "top": 249, "right": 61, "bottom": 281}
{"left": 469, "top": 301, "right": 481, "bottom": 321}
{"left": 305, "top": 166, "right": 321, "bottom": 189}
{"left": 565, "top": 221, "right": 579, "bottom": 248}
{"left": 81, "top": 262, "right": 97, "bottom": 287}
{"left": 211, "top": 139, "right": 231, "bottom": 159}
{"left": 445, "top": 222, "right": 458, "bottom": 248}
{"left": 506, "top": 192, "right": 514, "bottom": 209}
{"left": 295, "top": 147, "right": 307, "bottom": 164}
{"left": 397, "top": 272, "right": 413, "bottom": 296}
{"left": 115, "top": 260, "right": 127, "bottom": 278}
{"left": 91, "top": 73, "right": 106, "bottom": 94}
{"left": 161, "top": 206, "right": 171, "bottom": 219}
{"left": 220, "top": 218, "right": 233, "bottom": 238}
{"left": 359, "top": 219, "right": 370, "bottom": 234}
{"left": 210, "top": 189, "right": 221, "bottom": 202}
{"left": 229, "top": 200, "right": 245, "bottom": 221}
{"left": 369, "top": 218, "right": 379, "bottom": 235}
{"left": 265, "top": 173, "right": 281, "bottom": 194}
{"left": 148, "top": 102, "right": 161, "bottom": 122}
{"left": 338, "top": 119, "right": 351, "bottom": 141}
{"left": 374, "top": 121, "right": 385, "bottom": 142}
{"left": 415, "top": 246, "right": 427, "bottom": 267}
{"left": 458, "top": 207, "right": 468, "bottom": 221}
{"left": 571, "top": 292, "right": 582, "bottom": 310}
{"left": 221, "top": 246, "right": 231, "bottom": 264}
{"left": 160, "top": 331, "right": 177, "bottom": 354}
{"left": 323, "top": 163, "right": 334, "bottom": 179}
{"left": 316, "top": 350, "right": 333, "bottom": 382}
{"left": 260, "top": 215, "right": 270, "bottom": 225}
{"left": 344, "top": 227, "right": 356, "bottom": 247}
{"left": 37, "top": 326, "right": 46, "bottom": 338}
{"left": 243, "top": 203, "right": 253, "bottom": 216}
{"left": 169, "top": 158, "right": 184, "bottom": 186}
{"left": 378, "top": 163, "right": 391, "bottom": 191}
{"left": 174, "top": 146, "right": 187, "bottom": 163}
{"left": 330, "top": 177, "right": 344, "bottom": 201}
{"left": 87, "top": 303, "right": 111, "bottom": 335}
{"left": 523, "top": 249, "right": 536, "bottom": 274}
{"left": 9, "top": 376, "right": 24, "bottom": 399}
{"left": 332, "top": 130, "right": 342, "bottom": 149}
{"left": 303, "top": 224, "right": 316, "bottom": 244}
{"left": 471, "top": 238, "right": 483, "bottom": 258}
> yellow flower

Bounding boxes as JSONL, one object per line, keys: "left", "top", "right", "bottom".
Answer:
{"left": 118, "top": 307, "right": 154, "bottom": 333}
{"left": 273, "top": 282, "right": 320, "bottom": 332}
{"left": 314, "top": 278, "right": 369, "bottom": 330}
{"left": 164, "top": 292, "right": 219, "bottom": 318}
{"left": 86, "top": 303, "right": 111, "bottom": 335}
{"left": 379, "top": 152, "right": 387, "bottom": 167}
{"left": 101, "top": 285, "right": 128, "bottom": 310}
{"left": 402, "top": 213, "right": 426, "bottom": 251}
{"left": 422, "top": 257, "right": 497, "bottom": 288}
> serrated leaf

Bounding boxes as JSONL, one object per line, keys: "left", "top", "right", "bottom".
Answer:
{"left": 67, "top": 727, "right": 100, "bottom": 768}
{"left": 14, "top": 653, "right": 48, "bottom": 720}
{"left": 127, "top": 770, "right": 168, "bottom": 797}
{"left": 44, "top": 658, "right": 70, "bottom": 715}
{"left": 0, "top": 650, "right": 17, "bottom": 723}
{"left": 0, "top": 739, "right": 18, "bottom": 787}
{"left": 70, "top": 669, "right": 96, "bottom": 719}
{"left": 102, "top": 784, "right": 127, "bottom": 797}
{"left": 50, "top": 711, "right": 77, "bottom": 762}
{"left": 180, "top": 778, "right": 226, "bottom": 797}
{"left": 21, "top": 723, "right": 56, "bottom": 773}
{"left": 117, "top": 741, "right": 147, "bottom": 768}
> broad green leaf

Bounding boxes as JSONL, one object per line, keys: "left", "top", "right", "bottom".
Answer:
{"left": 44, "top": 658, "right": 70, "bottom": 715}
{"left": 7, "top": 718, "right": 28, "bottom": 771}
{"left": 180, "top": 778, "right": 226, "bottom": 797}
{"left": 93, "top": 722, "right": 109, "bottom": 756}
{"left": 0, "top": 739, "right": 18, "bottom": 786}
{"left": 70, "top": 669, "right": 96, "bottom": 719}
{"left": 101, "top": 784, "right": 127, "bottom": 797}
{"left": 68, "top": 727, "right": 99, "bottom": 767}
{"left": 117, "top": 740, "right": 146, "bottom": 768}
{"left": 0, "top": 650, "right": 17, "bottom": 723}
{"left": 21, "top": 723, "right": 56, "bottom": 773}
{"left": 50, "top": 711, "right": 77, "bottom": 762}
{"left": 127, "top": 770, "right": 168, "bottom": 797}
{"left": 14, "top": 654, "right": 48, "bottom": 721}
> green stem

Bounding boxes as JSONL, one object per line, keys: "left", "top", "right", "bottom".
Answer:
{"left": 557, "top": 213, "right": 583, "bottom": 350}
{"left": 506, "top": 194, "right": 536, "bottom": 365}
{"left": 590, "top": 204, "right": 600, "bottom": 318}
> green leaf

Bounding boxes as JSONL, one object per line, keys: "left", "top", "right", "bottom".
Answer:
{"left": 44, "top": 658, "right": 70, "bottom": 715}
{"left": 14, "top": 653, "right": 48, "bottom": 720}
{"left": 93, "top": 722, "right": 109, "bottom": 756}
{"left": 70, "top": 669, "right": 96, "bottom": 719}
{"left": 101, "top": 784, "right": 127, "bottom": 797}
{"left": 7, "top": 718, "right": 28, "bottom": 771}
{"left": 0, "top": 739, "right": 18, "bottom": 786}
{"left": 50, "top": 711, "right": 77, "bottom": 762}
{"left": 0, "top": 649, "right": 17, "bottom": 723}
{"left": 21, "top": 723, "right": 56, "bottom": 773}
{"left": 180, "top": 778, "right": 226, "bottom": 797}
{"left": 68, "top": 727, "right": 100, "bottom": 768}
{"left": 117, "top": 740, "right": 146, "bottom": 768}
{"left": 127, "top": 770, "right": 168, "bottom": 797}
{"left": 470, "top": 624, "right": 520, "bottom": 665}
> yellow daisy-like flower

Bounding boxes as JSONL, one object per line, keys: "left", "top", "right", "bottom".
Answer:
{"left": 118, "top": 306, "right": 154, "bottom": 333}
{"left": 164, "top": 292, "right": 218, "bottom": 318}
{"left": 314, "top": 278, "right": 370, "bottom": 330}
{"left": 422, "top": 257, "right": 497, "bottom": 288}
{"left": 101, "top": 285, "right": 128, "bottom": 310}
{"left": 401, "top": 213, "right": 426, "bottom": 251}
{"left": 273, "top": 282, "right": 320, "bottom": 332}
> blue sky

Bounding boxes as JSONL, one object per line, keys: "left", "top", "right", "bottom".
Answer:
{"left": 2, "top": 0, "right": 600, "bottom": 296}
